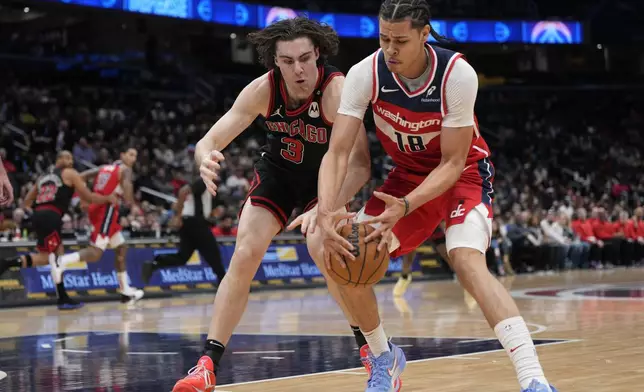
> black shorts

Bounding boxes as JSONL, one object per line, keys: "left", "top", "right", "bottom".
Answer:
{"left": 239, "top": 158, "right": 318, "bottom": 229}
{"left": 32, "top": 208, "right": 63, "bottom": 253}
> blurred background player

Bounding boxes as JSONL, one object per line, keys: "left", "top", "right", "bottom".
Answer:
{"left": 141, "top": 173, "right": 227, "bottom": 286}
{"left": 0, "top": 151, "right": 116, "bottom": 309}
{"left": 393, "top": 223, "right": 449, "bottom": 297}
{"left": 52, "top": 147, "right": 143, "bottom": 303}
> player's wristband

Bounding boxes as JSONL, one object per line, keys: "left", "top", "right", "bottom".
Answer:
{"left": 401, "top": 197, "right": 410, "bottom": 217}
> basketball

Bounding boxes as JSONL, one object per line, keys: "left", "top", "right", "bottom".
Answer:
{"left": 328, "top": 223, "right": 389, "bottom": 287}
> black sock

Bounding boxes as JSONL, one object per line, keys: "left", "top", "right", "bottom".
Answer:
{"left": 351, "top": 325, "right": 367, "bottom": 348}
{"left": 203, "top": 339, "right": 226, "bottom": 372}
{"left": 401, "top": 273, "right": 409, "bottom": 279}
{"left": 56, "top": 282, "right": 70, "bottom": 301}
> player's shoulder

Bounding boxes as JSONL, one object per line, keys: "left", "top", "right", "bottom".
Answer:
{"left": 320, "top": 66, "right": 345, "bottom": 97}
{"left": 246, "top": 71, "right": 273, "bottom": 96}
{"left": 235, "top": 71, "right": 273, "bottom": 114}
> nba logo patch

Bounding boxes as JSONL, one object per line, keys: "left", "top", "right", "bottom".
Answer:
{"left": 308, "top": 102, "right": 320, "bottom": 118}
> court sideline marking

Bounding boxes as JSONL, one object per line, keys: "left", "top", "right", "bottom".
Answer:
{"left": 217, "top": 339, "right": 582, "bottom": 388}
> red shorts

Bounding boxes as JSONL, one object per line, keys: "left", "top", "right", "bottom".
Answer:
{"left": 88, "top": 204, "right": 123, "bottom": 250}
{"left": 357, "top": 159, "right": 495, "bottom": 258}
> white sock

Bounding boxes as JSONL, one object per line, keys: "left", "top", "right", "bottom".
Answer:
{"left": 117, "top": 272, "right": 131, "bottom": 292}
{"left": 362, "top": 323, "right": 390, "bottom": 357}
{"left": 59, "top": 252, "right": 80, "bottom": 267}
{"left": 49, "top": 253, "right": 62, "bottom": 284}
{"left": 494, "top": 316, "right": 550, "bottom": 391}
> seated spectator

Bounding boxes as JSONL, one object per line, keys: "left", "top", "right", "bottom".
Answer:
{"left": 560, "top": 212, "right": 590, "bottom": 269}
{"left": 572, "top": 208, "right": 604, "bottom": 268}
{"left": 631, "top": 207, "right": 644, "bottom": 264}
{"left": 505, "top": 211, "right": 542, "bottom": 272}
{"left": 212, "top": 215, "right": 238, "bottom": 237}
{"left": 488, "top": 218, "right": 514, "bottom": 276}
{"left": 592, "top": 208, "right": 621, "bottom": 267}
{"left": 540, "top": 209, "right": 570, "bottom": 269}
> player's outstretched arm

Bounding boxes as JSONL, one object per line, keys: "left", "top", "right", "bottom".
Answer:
{"left": 317, "top": 75, "right": 372, "bottom": 212}
{"left": 65, "top": 169, "right": 115, "bottom": 205}
{"left": 335, "top": 124, "right": 371, "bottom": 209}
{"left": 317, "top": 61, "right": 373, "bottom": 216}
{"left": 405, "top": 59, "right": 478, "bottom": 214}
{"left": 120, "top": 167, "right": 135, "bottom": 206}
{"left": 195, "top": 75, "right": 271, "bottom": 168}
{"left": 79, "top": 167, "right": 100, "bottom": 181}
{"left": 22, "top": 182, "right": 38, "bottom": 210}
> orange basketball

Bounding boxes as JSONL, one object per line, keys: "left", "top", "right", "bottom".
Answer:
{"left": 328, "top": 223, "right": 389, "bottom": 287}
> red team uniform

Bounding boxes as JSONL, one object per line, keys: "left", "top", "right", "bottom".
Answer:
{"left": 346, "top": 44, "right": 494, "bottom": 257}
{"left": 89, "top": 163, "right": 125, "bottom": 250}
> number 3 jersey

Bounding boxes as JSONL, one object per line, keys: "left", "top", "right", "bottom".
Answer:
{"left": 34, "top": 167, "right": 75, "bottom": 214}
{"left": 262, "top": 64, "right": 343, "bottom": 172}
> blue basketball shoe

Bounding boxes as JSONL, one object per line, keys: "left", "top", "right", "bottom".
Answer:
{"left": 522, "top": 379, "right": 558, "bottom": 392}
{"left": 365, "top": 343, "right": 406, "bottom": 392}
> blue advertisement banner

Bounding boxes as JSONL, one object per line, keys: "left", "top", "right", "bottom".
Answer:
{"left": 32, "top": 0, "right": 583, "bottom": 44}
{"left": 17, "top": 242, "right": 423, "bottom": 294}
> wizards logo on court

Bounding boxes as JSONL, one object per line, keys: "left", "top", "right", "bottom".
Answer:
{"left": 512, "top": 284, "right": 644, "bottom": 301}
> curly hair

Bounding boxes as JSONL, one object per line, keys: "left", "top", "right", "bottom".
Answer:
{"left": 247, "top": 17, "right": 340, "bottom": 69}
{"left": 379, "top": 0, "right": 449, "bottom": 43}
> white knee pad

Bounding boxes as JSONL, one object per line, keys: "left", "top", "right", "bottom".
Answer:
{"left": 445, "top": 203, "right": 492, "bottom": 255}
{"left": 93, "top": 232, "right": 126, "bottom": 251}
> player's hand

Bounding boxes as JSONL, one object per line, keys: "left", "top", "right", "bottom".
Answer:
{"left": 106, "top": 194, "right": 119, "bottom": 205}
{"left": 200, "top": 150, "right": 225, "bottom": 196}
{"left": 287, "top": 205, "right": 319, "bottom": 235}
{"left": 0, "top": 172, "right": 14, "bottom": 207}
{"left": 363, "top": 191, "right": 406, "bottom": 252}
{"left": 318, "top": 209, "right": 357, "bottom": 269}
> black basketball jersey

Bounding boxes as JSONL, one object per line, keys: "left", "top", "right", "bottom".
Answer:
{"left": 262, "top": 64, "right": 343, "bottom": 172}
{"left": 33, "top": 167, "right": 75, "bottom": 214}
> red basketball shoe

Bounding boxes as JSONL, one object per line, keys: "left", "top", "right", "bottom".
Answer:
{"left": 172, "top": 356, "right": 216, "bottom": 392}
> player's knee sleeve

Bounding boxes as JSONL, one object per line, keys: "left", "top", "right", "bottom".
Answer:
{"left": 445, "top": 203, "right": 492, "bottom": 255}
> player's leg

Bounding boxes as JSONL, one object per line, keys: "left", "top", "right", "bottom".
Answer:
{"left": 335, "top": 170, "right": 437, "bottom": 391}
{"left": 305, "top": 216, "right": 372, "bottom": 371}
{"left": 393, "top": 250, "right": 415, "bottom": 297}
{"left": 142, "top": 222, "right": 197, "bottom": 283}
{"left": 111, "top": 233, "right": 143, "bottom": 302}
{"left": 54, "top": 203, "right": 114, "bottom": 271}
{"left": 173, "top": 165, "right": 287, "bottom": 392}
{"left": 445, "top": 165, "right": 556, "bottom": 392}
{"left": 193, "top": 220, "right": 227, "bottom": 282}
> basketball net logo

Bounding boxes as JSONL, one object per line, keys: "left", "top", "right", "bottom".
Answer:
{"left": 308, "top": 102, "right": 320, "bottom": 118}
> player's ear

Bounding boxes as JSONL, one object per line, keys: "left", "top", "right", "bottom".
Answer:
{"left": 421, "top": 24, "right": 430, "bottom": 42}
{"left": 314, "top": 47, "right": 320, "bottom": 61}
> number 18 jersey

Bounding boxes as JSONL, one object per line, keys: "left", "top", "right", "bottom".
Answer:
{"left": 262, "top": 65, "right": 343, "bottom": 172}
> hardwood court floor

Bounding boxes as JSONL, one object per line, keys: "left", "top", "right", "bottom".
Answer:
{"left": 1, "top": 268, "right": 643, "bottom": 391}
